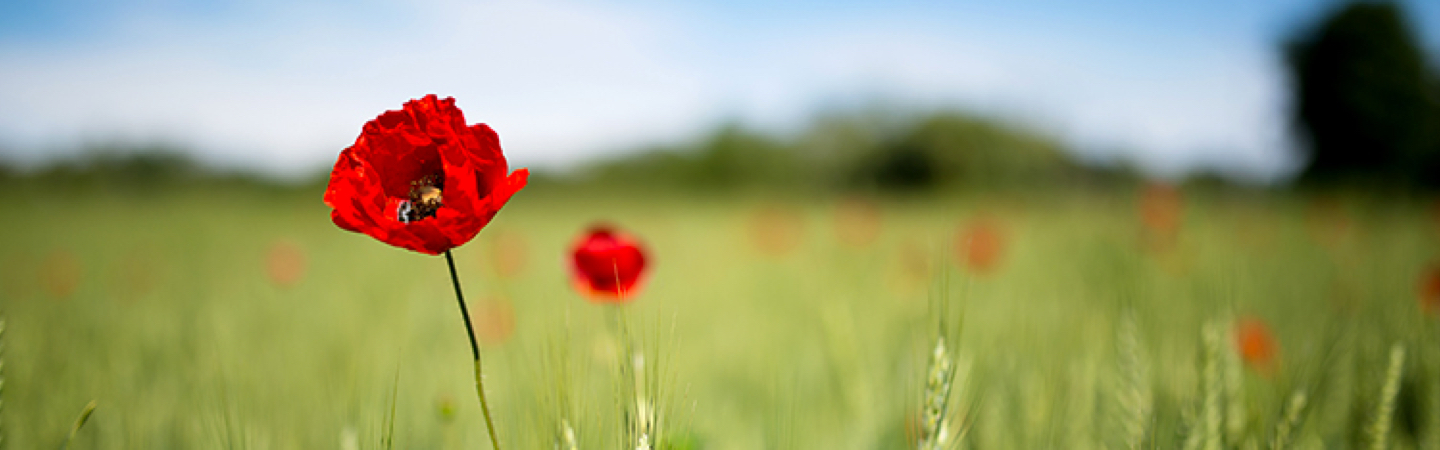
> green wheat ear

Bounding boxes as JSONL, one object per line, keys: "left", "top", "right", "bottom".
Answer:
{"left": 559, "top": 418, "right": 578, "bottom": 450}
{"left": 1368, "top": 344, "right": 1405, "bottom": 450}
{"left": 916, "top": 335, "right": 956, "bottom": 450}
{"left": 1222, "top": 320, "right": 1245, "bottom": 447}
{"left": 61, "top": 400, "right": 97, "bottom": 450}
{"left": 1116, "top": 311, "right": 1150, "bottom": 450}
{"left": 1183, "top": 321, "right": 1225, "bottom": 450}
{"left": 1270, "top": 389, "right": 1308, "bottom": 450}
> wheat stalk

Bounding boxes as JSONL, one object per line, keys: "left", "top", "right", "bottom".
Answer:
{"left": 557, "top": 418, "right": 578, "bottom": 450}
{"left": 1269, "top": 389, "right": 1307, "bottom": 450}
{"left": 917, "top": 336, "right": 957, "bottom": 450}
{"left": 61, "top": 400, "right": 97, "bottom": 450}
{"left": 1200, "top": 321, "right": 1224, "bottom": 450}
{"left": 1223, "top": 320, "right": 1245, "bottom": 447}
{"left": 1368, "top": 344, "right": 1405, "bottom": 450}
{"left": 1116, "top": 311, "right": 1150, "bottom": 450}
{"left": 340, "top": 426, "right": 359, "bottom": 450}
{"left": 630, "top": 351, "right": 653, "bottom": 450}
{"left": 611, "top": 308, "right": 655, "bottom": 450}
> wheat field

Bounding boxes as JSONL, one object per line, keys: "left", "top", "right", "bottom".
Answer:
{"left": 1, "top": 185, "right": 1437, "bottom": 449}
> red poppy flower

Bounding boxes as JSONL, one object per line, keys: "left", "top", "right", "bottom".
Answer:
{"left": 324, "top": 95, "right": 528, "bottom": 255}
{"left": 1418, "top": 264, "right": 1440, "bottom": 317}
{"left": 956, "top": 218, "right": 1006, "bottom": 275}
{"left": 834, "top": 197, "right": 882, "bottom": 248}
{"left": 485, "top": 228, "right": 529, "bottom": 279}
{"left": 1234, "top": 317, "right": 1279, "bottom": 376}
{"left": 1138, "top": 181, "right": 1182, "bottom": 251}
{"left": 748, "top": 204, "right": 804, "bottom": 257}
{"left": 470, "top": 296, "right": 516, "bottom": 347}
{"left": 265, "top": 239, "right": 307, "bottom": 288}
{"left": 569, "top": 225, "right": 648, "bottom": 303}
{"left": 41, "top": 249, "right": 81, "bottom": 299}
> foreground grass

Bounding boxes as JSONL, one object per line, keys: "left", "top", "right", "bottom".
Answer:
{"left": 0, "top": 185, "right": 1437, "bottom": 449}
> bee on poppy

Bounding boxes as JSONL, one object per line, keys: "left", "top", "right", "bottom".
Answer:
{"left": 398, "top": 175, "right": 445, "bottom": 223}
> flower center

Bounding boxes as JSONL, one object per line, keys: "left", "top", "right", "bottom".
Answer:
{"left": 397, "top": 175, "right": 444, "bottom": 223}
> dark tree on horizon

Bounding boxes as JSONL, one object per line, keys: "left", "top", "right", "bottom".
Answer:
{"left": 1286, "top": 1, "right": 1440, "bottom": 187}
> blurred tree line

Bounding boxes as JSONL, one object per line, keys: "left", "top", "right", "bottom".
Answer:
{"left": 0, "top": 142, "right": 291, "bottom": 196}
{"left": 1287, "top": 0, "right": 1440, "bottom": 188}
{"left": 0, "top": 113, "right": 1141, "bottom": 198}
{"left": 568, "top": 109, "right": 1138, "bottom": 194}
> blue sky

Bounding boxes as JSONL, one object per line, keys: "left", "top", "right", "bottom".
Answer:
{"left": 1, "top": 0, "right": 1437, "bottom": 181}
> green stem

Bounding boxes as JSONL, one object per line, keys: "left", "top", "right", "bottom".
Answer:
{"left": 445, "top": 250, "right": 502, "bottom": 450}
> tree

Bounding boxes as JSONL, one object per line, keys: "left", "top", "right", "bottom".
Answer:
{"left": 1286, "top": 1, "right": 1440, "bottom": 187}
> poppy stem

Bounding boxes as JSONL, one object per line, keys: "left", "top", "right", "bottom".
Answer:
{"left": 444, "top": 250, "right": 502, "bottom": 450}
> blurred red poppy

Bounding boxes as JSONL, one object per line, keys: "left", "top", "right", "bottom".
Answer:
{"left": 569, "top": 225, "right": 648, "bottom": 303}
{"left": 1418, "top": 264, "right": 1440, "bottom": 317}
{"left": 748, "top": 204, "right": 804, "bottom": 257}
{"left": 266, "top": 239, "right": 308, "bottom": 288}
{"left": 324, "top": 95, "right": 529, "bottom": 255}
{"left": 1234, "top": 317, "right": 1278, "bottom": 376}
{"left": 485, "top": 228, "right": 528, "bottom": 279}
{"left": 113, "top": 246, "right": 162, "bottom": 301}
{"left": 834, "top": 197, "right": 882, "bottom": 248}
{"left": 898, "top": 238, "right": 932, "bottom": 282}
{"left": 41, "top": 250, "right": 81, "bottom": 299}
{"left": 956, "top": 218, "right": 1006, "bottom": 274}
{"left": 471, "top": 296, "right": 516, "bottom": 346}
{"left": 1304, "top": 197, "right": 1355, "bottom": 252}
{"left": 1138, "top": 182, "right": 1182, "bottom": 250}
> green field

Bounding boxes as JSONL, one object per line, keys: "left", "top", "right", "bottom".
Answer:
{"left": 2, "top": 185, "right": 1438, "bottom": 449}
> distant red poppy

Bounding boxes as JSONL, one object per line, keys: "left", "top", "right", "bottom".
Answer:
{"left": 1418, "top": 265, "right": 1440, "bottom": 317}
{"left": 956, "top": 218, "right": 1006, "bottom": 274}
{"left": 485, "top": 228, "right": 528, "bottom": 279}
{"left": 748, "top": 205, "right": 804, "bottom": 256}
{"left": 112, "top": 246, "right": 161, "bottom": 301}
{"left": 41, "top": 250, "right": 81, "bottom": 299}
{"left": 834, "top": 197, "right": 882, "bottom": 248}
{"left": 324, "top": 95, "right": 529, "bottom": 255}
{"left": 1234, "top": 317, "right": 1279, "bottom": 376}
{"left": 266, "top": 239, "right": 308, "bottom": 288}
{"left": 1138, "top": 182, "right": 1182, "bottom": 250}
{"left": 1304, "top": 197, "right": 1354, "bottom": 251}
{"left": 897, "top": 239, "right": 932, "bottom": 283}
{"left": 471, "top": 296, "right": 516, "bottom": 346}
{"left": 569, "top": 225, "right": 648, "bottom": 303}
